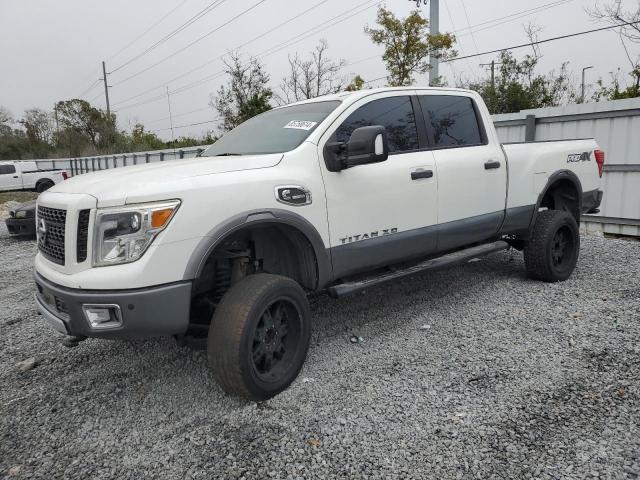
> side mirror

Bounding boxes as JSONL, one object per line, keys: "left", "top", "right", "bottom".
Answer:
{"left": 324, "top": 126, "right": 389, "bottom": 172}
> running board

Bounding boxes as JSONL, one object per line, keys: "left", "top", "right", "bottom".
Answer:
{"left": 328, "top": 240, "right": 510, "bottom": 298}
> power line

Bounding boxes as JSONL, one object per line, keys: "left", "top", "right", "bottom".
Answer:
{"left": 257, "top": 0, "right": 379, "bottom": 59}
{"left": 363, "top": 74, "right": 387, "bottom": 85}
{"left": 78, "top": 79, "right": 101, "bottom": 98}
{"left": 150, "top": 118, "right": 220, "bottom": 132}
{"left": 113, "top": 0, "right": 379, "bottom": 110}
{"left": 364, "top": 19, "right": 640, "bottom": 84}
{"left": 71, "top": 69, "right": 102, "bottom": 99}
{"left": 110, "top": 0, "right": 226, "bottom": 74}
{"left": 145, "top": 106, "right": 212, "bottom": 125}
{"left": 445, "top": 20, "right": 640, "bottom": 62}
{"left": 111, "top": 0, "right": 331, "bottom": 107}
{"left": 454, "top": 0, "right": 573, "bottom": 37}
{"left": 442, "top": 0, "right": 474, "bottom": 78}
{"left": 112, "top": 0, "right": 267, "bottom": 86}
{"left": 134, "top": 54, "right": 377, "bottom": 123}
{"left": 71, "top": 0, "right": 191, "bottom": 99}
{"left": 89, "top": 90, "right": 104, "bottom": 103}
{"left": 459, "top": 0, "right": 480, "bottom": 53}
{"left": 107, "top": 0, "right": 190, "bottom": 63}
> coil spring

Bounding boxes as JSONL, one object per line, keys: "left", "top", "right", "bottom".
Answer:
{"left": 213, "top": 260, "right": 232, "bottom": 304}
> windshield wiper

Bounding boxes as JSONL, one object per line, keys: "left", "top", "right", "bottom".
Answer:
{"left": 214, "top": 152, "right": 242, "bottom": 156}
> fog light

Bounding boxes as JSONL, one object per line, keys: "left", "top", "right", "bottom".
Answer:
{"left": 82, "top": 304, "right": 123, "bottom": 329}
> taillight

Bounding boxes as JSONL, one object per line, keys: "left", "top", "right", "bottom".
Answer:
{"left": 62, "top": 171, "right": 68, "bottom": 180}
{"left": 594, "top": 149, "right": 605, "bottom": 178}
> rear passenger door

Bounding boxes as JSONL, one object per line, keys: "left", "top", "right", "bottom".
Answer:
{"left": 318, "top": 92, "right": 438, "bottom": 279}
{"left": 418, "top": 93, "right": 507, "bottom": 250}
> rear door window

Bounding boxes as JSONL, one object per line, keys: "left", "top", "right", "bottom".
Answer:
{"left": 334, "top": 96, "right": 419, "bottom": 153}
{"left": 419, "top": 95, "right": 484, "bottom": 148}
{"left": 0, "top": 165, "right": 16, "bottom": 174}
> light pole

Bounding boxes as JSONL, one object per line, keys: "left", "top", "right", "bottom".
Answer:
{"left": 429, "top": 0, "right": 440, "bottom": 86}
{"left": 581, "top": 66, "right": 594, "bottom": 103}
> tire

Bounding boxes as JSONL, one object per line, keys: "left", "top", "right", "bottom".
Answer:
{"left": 207, "top": 273, "right": 311, "bottom": 401}
{"left": 524, "top": 210, "right": 580, "bottom": 282}
{"left": 36, "top": 180, "right": 54, "bottom": 193}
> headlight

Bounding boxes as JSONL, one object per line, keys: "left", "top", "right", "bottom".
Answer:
{"left": 15, "top": 210, "right": 31, "bottom": 218}
{"left": 93, "top": 200, "right": 180, "bottom": 267}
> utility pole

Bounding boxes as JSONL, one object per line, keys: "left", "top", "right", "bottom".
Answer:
{"left": 53, "top": 103, "right": 60, "bottom": 146}
{"left": 166, "top": 86, "right": 175, "bottom": 146}
{"left": 479, "top": 60, "right": 502, "bottom": 90}
{"left": 429, "top": 0, "right": 439, "bottom": 86}
{"left": 101, "top": 61, "right": 111, "bottom": 117}
{"left": 581, "top": 66, "right": 594, "bottom": 104}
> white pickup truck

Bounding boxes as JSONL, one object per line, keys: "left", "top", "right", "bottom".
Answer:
{"left": 0, "top": 161, "right": 69, "bottom": 192}
{"left": 34, "top": 87, "right": 604, "bottom": 400}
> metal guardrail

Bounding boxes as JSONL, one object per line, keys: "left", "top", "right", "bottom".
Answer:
{"left": 22, "top": 145, "right": 210, "bottom": 177}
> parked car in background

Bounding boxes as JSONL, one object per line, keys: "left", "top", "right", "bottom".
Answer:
{"left": 34, "top": 87, "right": 604, "bottom": 401}
{"left": 0, "top": 161, "right": 69, "bottom": 193}
{"left": 6, "top": 200, "right": 36, "bottom": 236}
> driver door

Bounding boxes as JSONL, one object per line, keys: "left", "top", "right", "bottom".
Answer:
{"left": 317, "top": 92, "right": 438, "bottom": 279}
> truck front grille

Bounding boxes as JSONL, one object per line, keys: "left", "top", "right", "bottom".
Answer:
{"left": 77, "top": 209, "right": 90, "bottom": 263}
{"left": 37, "top": 206, "right": 66, "bottom": 265}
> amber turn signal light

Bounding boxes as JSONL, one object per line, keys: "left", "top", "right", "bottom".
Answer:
{"left": 151, "top": 208, "right": 174, "bottom": 228}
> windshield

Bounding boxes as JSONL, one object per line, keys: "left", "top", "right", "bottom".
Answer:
{"left": 201, "top": 101, "right": 340, "bottom": 156}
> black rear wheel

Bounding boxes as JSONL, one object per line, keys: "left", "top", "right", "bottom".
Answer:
{"left": 207, "top": 274, "right": 311, "bottom": 401}
{"left": 524, "top": 210, "right": 580, "bottom": 282}
{"left": 36, "top": 180, "right": 54, "bottom": 193}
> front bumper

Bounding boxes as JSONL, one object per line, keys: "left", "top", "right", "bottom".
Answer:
{"left": 34, "top": 271, "right": 192, "bottom": 339}
{"left": 6, "top": 217, "right": 36, "bottom": 236}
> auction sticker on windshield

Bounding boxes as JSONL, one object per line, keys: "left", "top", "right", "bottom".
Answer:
{"left": 284, "top": 120, "right": 317, "bottom": 130}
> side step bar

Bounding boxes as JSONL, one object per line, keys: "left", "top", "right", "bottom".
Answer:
{"left": 328, "top": 240, "right": 510, "bottom": 298}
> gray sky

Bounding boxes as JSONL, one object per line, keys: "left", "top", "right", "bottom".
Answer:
{"left": 0, "top": 0, "right": 637, "bottom": 140}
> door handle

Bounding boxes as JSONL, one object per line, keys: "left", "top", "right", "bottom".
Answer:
{"left": 411, "top": 169, "right": 433, "bottom": 180}
{"left": 13, "top": 176, "right": 19, "bottom": 178}
{"left": 484, "top": 160, "right": 501, "bottom": 170}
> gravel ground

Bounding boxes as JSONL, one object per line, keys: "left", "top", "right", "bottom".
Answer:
{"left": 1, "top": 222, "right": 639, "bottom": 480}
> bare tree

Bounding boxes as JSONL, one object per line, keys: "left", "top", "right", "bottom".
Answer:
{"left": 278, "top": 40, "right": 346, "bottom": 104}
{"left": 588, "top": 0, "right": 640, "bottom": 43}
{"left": 588, "top": 0, "right": 640, "bottom": 96}
{"left": 524, "top": 21, "right": 544, "bottom": 61}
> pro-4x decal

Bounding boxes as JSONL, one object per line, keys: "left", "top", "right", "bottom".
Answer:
{"left": 567, "top": 152, "right": 592, "bottom": 163}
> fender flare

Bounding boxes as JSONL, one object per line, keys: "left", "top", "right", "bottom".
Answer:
{"left": 182, "top": 209, "right": 332, "bottom": 290}
{"left": 530, "top": 169, "right": 583, "bottom": 231}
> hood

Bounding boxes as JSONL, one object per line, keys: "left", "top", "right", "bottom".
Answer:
{"left": 49, "top": 153, "right": 283, "bottom": 207}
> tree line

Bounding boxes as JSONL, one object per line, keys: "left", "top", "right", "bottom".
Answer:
{"left": 2, "top": 0, "right": 638, "bottom": 161}
{"left": 0, "top": 99, "right": 214, "bottom": 161}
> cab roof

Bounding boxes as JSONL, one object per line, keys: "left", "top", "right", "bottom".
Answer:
{"left": 285, "top": 86, "right": 477, "bottom": 107}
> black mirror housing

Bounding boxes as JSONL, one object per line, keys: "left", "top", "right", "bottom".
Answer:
{"left": 323, "top": 125, "right": 389, "bottom": 172}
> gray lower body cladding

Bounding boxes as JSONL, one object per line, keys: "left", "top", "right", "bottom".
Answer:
{"left": 34, "top": 272, "right": 192, "bottom": 339}
{"left": 331, "top": 210, "right": 510, "bottom": 279}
